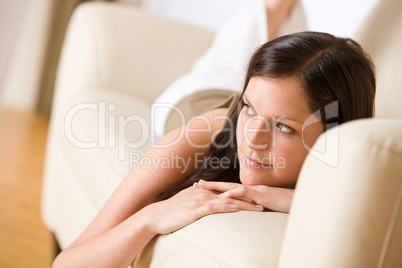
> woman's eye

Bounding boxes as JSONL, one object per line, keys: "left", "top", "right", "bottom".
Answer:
{"left": 245, "top": 105, "right": 256, "bottom": 116}
{"left": 277, "top": 122, "right": 295, "bottom": 134}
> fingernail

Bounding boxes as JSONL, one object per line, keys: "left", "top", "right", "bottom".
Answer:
{"left": 255, "top": 205, "right": 263, "bottom": 210}
{"left": 230, "top": 205, "right": 237, "bottom": 210}
{"left": 199, "top": 179, "right": 206, "bottom": 183}
{"left": 193, "top": 182, "right": 198, "bottom": 187}
{"left": 218, "top": 193, "right": 226, "bottom": 198}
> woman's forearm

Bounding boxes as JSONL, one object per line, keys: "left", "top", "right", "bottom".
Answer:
{"left": 52, "top": 109, "right": 230, "bottom": 267}
{"left": 52, "top": 208, "right": 156, "bottom": 268}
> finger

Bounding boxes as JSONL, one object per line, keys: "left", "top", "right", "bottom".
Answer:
{"left": 220, "top": 193, "right": 254, "bottom": 203}
{"left": 219, "top": 185, "right": 263, "bottom": 205}
{"left": 220, "top": 196, "right": 264, "bottom": 212}
{"left": 197, "top": 180, "right": 239, "bottom": 192}
{"left": 198, "top": 181, "right": 254, "bottom": 203}
{"left": 196, "top": 202, "right": 238, "bottom": 217}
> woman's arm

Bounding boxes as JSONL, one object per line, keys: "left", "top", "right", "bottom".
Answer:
{"left": 53, "top": 183, "right": 265, "bottom": 268}
{"left": 52, "top": 207, "right": 156, "bottom": 268}
{"left": 52, "top": 108, "right": 231, "bottom": 267}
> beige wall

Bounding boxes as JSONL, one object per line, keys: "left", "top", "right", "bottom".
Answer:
{"left": 0, "top": 0, "right": 28, "bottom": 88}
{"left": 1, "top": 0, "right": 53, "bottom": 111}
{"left": 0, "top": 0, "right": 29, "bottom": 108}
{"left": 1, "top": 0, "right": 140, "bottom": 115}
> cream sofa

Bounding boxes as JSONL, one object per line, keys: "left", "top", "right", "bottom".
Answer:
{"left": 41, "top": 1, "right": 402, "bottom": 267}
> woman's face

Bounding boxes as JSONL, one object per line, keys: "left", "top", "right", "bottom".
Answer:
{"left": 236, "top": 76, "right": 323, "bottom": 187}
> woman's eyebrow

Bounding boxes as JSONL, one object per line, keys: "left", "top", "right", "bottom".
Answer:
{"left": 275, "top": 115, "right": 304, "bottom": 125}
{"left": 244, "top": 95, "right": 304, "bottom": 125}
{"left": 243, "top": 95, "right": 256, "bottom": 112}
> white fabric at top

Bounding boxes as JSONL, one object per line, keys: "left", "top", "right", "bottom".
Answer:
{"left": 153, "top": 0, "right": 307, "bottom": 137}
{"left": 143, "top": 0, "right": 380, "bottom": 39}
{"left": 142, "top": 0, "right": 249, "bottom": 30}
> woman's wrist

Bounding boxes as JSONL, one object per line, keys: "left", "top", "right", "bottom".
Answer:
{"left": 134, "top": 203, "right": 161, "bottom": 237}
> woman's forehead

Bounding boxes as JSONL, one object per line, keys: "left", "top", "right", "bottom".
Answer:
{"left": 244, "top": 77, "right": 312, "bottom": 117}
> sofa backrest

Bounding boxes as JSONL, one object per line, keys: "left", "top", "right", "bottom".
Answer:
{"left": 55, "top": 2, "right": 215, "bottom": 104}
{"left": 354, "top": 0, "right": 402, "bottom": 119}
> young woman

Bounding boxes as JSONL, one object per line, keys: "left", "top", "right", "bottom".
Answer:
{"left": 52, "top": 31, "right": 375, "bottom": 267}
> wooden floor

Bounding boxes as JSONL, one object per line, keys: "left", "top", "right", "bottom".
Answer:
{"left": 0, "top": 107, "right": 54, "bottom": 268}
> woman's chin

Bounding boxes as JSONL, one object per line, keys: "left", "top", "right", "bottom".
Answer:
{"left": 239, "top": 169, "right": 270, "bottom": 186}
{"left": 239, "top": 169, "right": 297, "bottom": 187}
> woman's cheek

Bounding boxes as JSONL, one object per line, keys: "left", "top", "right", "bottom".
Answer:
{"left": 275, "top": 139, "right": 305, "bottom": 169}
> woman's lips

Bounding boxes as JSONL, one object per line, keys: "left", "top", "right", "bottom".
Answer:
{"left": 245, "top": 154, "right": 272, "bottom": 168}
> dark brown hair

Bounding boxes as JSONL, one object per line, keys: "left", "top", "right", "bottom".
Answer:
{"left": 156, "top": 31, "right": 376, "bottom": 201}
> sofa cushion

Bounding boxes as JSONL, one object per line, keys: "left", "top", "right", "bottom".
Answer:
{"left": 133, "top": 211, "right": 288, "bottom": 268}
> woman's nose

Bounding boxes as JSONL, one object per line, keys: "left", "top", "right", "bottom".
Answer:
{"left": 243, "top": 117, "right": 271, "bottom": 150}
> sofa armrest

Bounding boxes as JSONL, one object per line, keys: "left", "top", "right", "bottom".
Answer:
{"left": 54, "top": 2, "right": 215, "bottom": 104}
{"left": 42, "top": 2, "right": 215, "bottom": 248}
{"left": 278, "top": 119, "right": 402, "bottom": 267}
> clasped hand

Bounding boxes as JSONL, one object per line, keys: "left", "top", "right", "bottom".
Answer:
{"left": 145, "top": 180, "right": 293, "bottom": 236}
{"left": 196, "top": 180, "right": 294, "bottom": 214}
